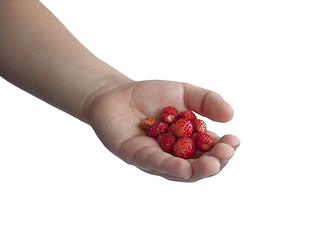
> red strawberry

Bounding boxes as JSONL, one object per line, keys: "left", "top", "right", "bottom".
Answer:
{"left": 173, "top": 138, "right": 196, "bottom": 159}
{"left": 167, "top": 124, "right": 175, "bottom": 134}
{"left": 140, "top": 117, "right": 157, "bottom": 130}
{"left": 189, "top": 133, "right": 199, "bottom": 142}
{"left": 161, "top": 106, "right": 179, "bottom": 124}
{"left": 179, "top": 110, "right": 197, "bottom": 121}
{"left": 171, "top": 118, "right": 193, "bottom": 138}
{"left": 156, "top": 133, "right": 177, "bottom": 153}
{"left": 145, "top": 122, "right": 168, "bottom": 137}
{"left": 195, "top": 133, "right": 214, "bottom": 152}
{"left": 191, "top": 119, "right": 207, "bottom": 133}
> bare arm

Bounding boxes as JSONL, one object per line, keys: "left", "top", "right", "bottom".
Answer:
{"left": 0, "top": 0, "right": 131, "bottom": 122}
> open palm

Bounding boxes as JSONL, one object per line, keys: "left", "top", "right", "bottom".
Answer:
{"left": 87, "top": 80, "right": 239, "bottom": 182}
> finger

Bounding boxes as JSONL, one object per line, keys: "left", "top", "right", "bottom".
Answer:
{"left": 217, "top": 134, "right": 240, "bottom": 150}
{"left": 138, "top": 139, "right": 237, "bottom": 181}
{"left": 188, "top": 155, "right": 221, "bottom": 179}
{"left": 133, "top": 146, "right": 192, "bottom": 179}
{"left": 207, "top": 142, "right": 235, "bottom": 170}
{"left": 182, "top": 82, "right": 234, "bottom": 122}
{"left": 214, "top": 135, "right": 240, "bottom": 169}
{"left": 188, "top": 142, "right": 234, "bottom": 175}
{"left": 208, "top": 142, "right": 234, "bottom": 160}
{"left": 117, "top": 134, "right": 192, "bottom": 179}
{"left": 142, "top": 169, "right": 205, "bottom": 183}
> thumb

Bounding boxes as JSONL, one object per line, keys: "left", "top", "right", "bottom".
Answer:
{"left": 182, "top": 82, "right": 234, "bottom": 122}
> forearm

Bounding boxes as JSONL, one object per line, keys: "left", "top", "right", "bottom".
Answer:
{"left": 0, "top": 0, "right": 131, "bottom": 122}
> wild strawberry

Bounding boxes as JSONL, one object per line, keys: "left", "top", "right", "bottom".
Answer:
{"left": 173, "top": 138, "right": 196, "bottom": 159}
{"left": 191, "top": 119, "right": 207, "bottom": 133}
{"left": 161, "top": 106, "right": 179, "bottom": 124}
{"left": 167, "top": 124, "right": 175, "bottom": 134}
{"left": 189, "top": 133, "right": 199, "bottom": 142}
{"left": 171, "top": 118, "right": 193, "bottom": 138}
{"left": 145, "top": 122, "right": 168, "bottom": 137}
{"left": 195, "top": 133, "right": 214, "bottom": 152}
{"left": 156, "top": 133, "right": 177, "bottom": 153}
{"left": 140, "top": 117, "right": 157, "bottom": 130}
{"left": 179, "top": 110, "right": 197, "bottom": 121}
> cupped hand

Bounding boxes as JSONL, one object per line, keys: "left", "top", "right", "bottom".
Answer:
{"left": 86, "top": 80, "right": 240, "bottom": 182}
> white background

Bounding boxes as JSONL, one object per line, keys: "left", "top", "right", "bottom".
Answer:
{"left": 1, "top": 0, "right": 313, "bottom": 239}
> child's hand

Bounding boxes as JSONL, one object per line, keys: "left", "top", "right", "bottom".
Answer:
{"left": 1, "top": 1, "right": 239, "bottom": 182}
{"left": 86, "top": 80, "right": 240, "bottom": 182}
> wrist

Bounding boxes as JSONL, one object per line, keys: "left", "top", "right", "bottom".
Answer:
{"left": 80, "top": 66, "right": 133, "bottom": 124}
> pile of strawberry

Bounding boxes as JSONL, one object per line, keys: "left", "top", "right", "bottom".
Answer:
{"left": 139, "top": 106, "right": 214, "bottom": 159}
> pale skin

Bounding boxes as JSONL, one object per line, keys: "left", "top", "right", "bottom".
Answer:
{"left": 0, "top": 0, "right": 240, "bottom": 182}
